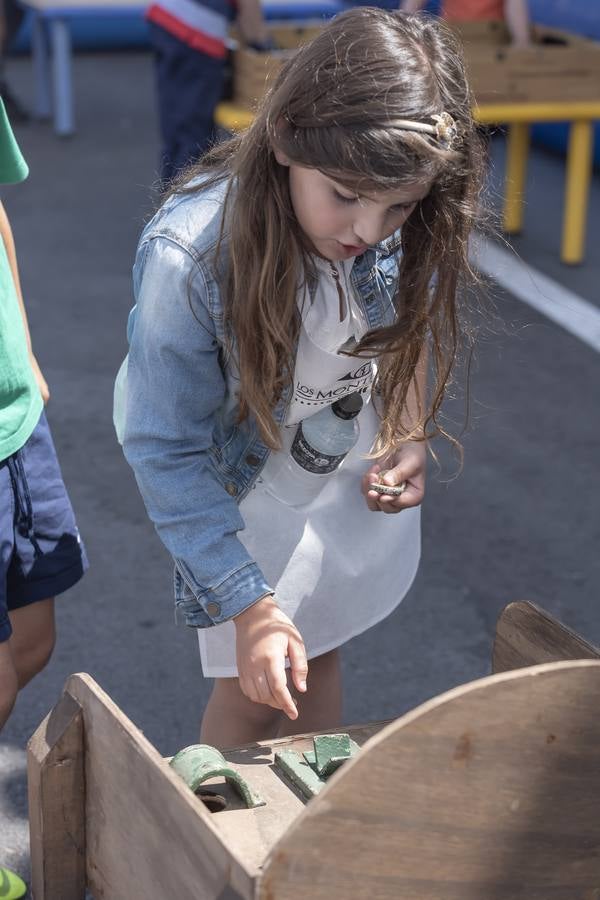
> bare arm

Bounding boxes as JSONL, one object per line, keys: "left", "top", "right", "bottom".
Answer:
{"left": 235, "top": 0, "right": 270, "bottom": 47}
{"left": 0, "top": 200, "right": 49, "bottom": 402}
{"left": 505, "top": 0, "right": 530, "bottom": 46}
{"left": 0, "top": 200, "right": 31, "bottom": 351}
{"left": 399, "top": 0, "right": 428, "bottom": 12}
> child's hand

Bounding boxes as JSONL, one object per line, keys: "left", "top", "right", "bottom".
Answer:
{"left": 362, "top": 441, "right": 426, "bottom": 513}
{"left": 30, "top": 353, "right": 50, "bottom": 404}
{"left": 234, "top": 594, "right": 308, "bottom": 720}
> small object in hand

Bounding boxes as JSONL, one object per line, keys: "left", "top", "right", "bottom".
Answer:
{"left": 370, "top": 471, "right": 407, "bottom": 497}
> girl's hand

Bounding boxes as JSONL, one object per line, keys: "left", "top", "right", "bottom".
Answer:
{"left": 30, "top": 353, "right": 50, "bottom": 405}
{"left": 234, "top": 594, "right": 308, "bottom": 720}
{"left": 362, "top": 441, "right": 426, "bottom": 514}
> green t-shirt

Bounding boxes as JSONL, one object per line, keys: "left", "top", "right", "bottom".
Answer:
{"left": 0, "top": 97, "right": 42, "bottom": 462}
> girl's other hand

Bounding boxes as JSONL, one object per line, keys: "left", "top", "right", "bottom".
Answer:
{"left": 234, "top": 594, "right": 308, "bottom": 720}
{"left": 362, "top": 441, "right": 426, "bottom": 514}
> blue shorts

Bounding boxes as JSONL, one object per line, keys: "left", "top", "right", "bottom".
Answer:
{"left": 0, "top": 412, "right": 88, "bottom": 643}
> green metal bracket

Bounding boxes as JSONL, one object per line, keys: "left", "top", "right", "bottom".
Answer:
{"left": 169, "top": 744, "right": 266, "bottom": 809}
{"left": 310, "top": 733, "right": 356, "bottom": 777}
{"left": 275, "top": 733, "right": 360, "bottom": 799}
{"left": 275, "top": 748, "right": 327, "bottom": 799}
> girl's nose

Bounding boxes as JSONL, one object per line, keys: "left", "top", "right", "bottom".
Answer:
{"left": 353, "top": 211, "right": 387, "bottom": 247}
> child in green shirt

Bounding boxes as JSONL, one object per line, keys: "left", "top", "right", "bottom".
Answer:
{"left": 0, "top": 98, "right": 87, "bottom": 899}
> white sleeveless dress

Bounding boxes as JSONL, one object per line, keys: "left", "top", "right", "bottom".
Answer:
{"left": 198, "top": 257, "right": 421, "bottom": 676}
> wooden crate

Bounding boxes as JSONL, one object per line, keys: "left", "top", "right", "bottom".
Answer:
{"left": 233, "top": 21, "right": 323, "bottom": 110}
{"left": 28, "top": 602, "right": 600, "bottom": 900}
{"left": 448, "top": 18, "right": 510, "bottom": 46}
{"left": 465, "top": 25, "right": 600, "bottom": 104}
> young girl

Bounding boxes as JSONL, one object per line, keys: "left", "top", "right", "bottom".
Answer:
{"left": 118, "top": 7, "right": 484, "bottom": 747}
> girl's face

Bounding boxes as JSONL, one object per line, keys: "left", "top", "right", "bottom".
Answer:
{"left": 275, "top": 155, "right": 430, "bottom": 261}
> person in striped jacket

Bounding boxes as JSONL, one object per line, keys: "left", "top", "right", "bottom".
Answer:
{"left": 147, "top": 0, "right": 270, "bottom": 183}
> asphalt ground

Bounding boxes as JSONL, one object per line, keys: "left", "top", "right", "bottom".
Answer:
{"left": 1, "top": 49, "right": 599, "bottom": 891}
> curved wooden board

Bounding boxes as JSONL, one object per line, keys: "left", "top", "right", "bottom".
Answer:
{"left": 493, "top": 600, "right": 600, "bottom": 673}
{"left": 64, "top": 673, "right": 254, "bottom": 900}
{"left": 259, "top": 660, "right": 600, "bottom": 900}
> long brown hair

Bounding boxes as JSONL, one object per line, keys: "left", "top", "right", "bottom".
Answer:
{"left": 173, "top": 7, "right": 485, "bottom": 457}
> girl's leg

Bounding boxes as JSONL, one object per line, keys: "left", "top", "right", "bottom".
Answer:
{"left": 200, "top": 677, "right": 284, "bottom": 748}
{"left": 200, "top": 648, "right": 343, "bottom": 748}
{"left": 8, "top": 597, "right": 55, "bottom": 690}
{"left": 0, "top": 641, "right": 18, "bottom": 731}
{"left": 278, "top": 647, "right": 343, "bottom": 737}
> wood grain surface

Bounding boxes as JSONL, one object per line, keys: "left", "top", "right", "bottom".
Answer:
{"left": 259, "top": 661, "right": 600, "bottom": 900}
{"left": 493, "top": 600, "right": 600, "bottom": 672}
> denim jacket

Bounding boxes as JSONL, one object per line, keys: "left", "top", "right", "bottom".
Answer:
{"left": 122, "top": 177, "right": 402, "bottom": 628}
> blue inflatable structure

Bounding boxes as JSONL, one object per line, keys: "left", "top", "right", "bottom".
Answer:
{"left": 9, "top": 0, "right": 599, "bottom": 165}
{"left": 11, "top": 1, "right": 345, "bottom": 54}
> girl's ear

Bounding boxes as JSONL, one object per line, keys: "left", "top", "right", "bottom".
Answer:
{"left": 273, "top": 146, "right": 291, "bottom": 167}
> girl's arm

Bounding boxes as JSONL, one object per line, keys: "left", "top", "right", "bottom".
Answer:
{"left": 236, "top": 0, "right": 270, "bottom": 48}
{"left": 124, "top": 236, "right": 306, "bottom": 718}
{"left": 362, "top": 345, "right": 428, "bottom": 513}
{"left": 124, "top": 236, "right": 271, "bottom": 622}
{"left": 0, "top": 200, "right": 49, "bottom": 402}
{"left": 504, "top": 0, "right": 531, "bottom": 46}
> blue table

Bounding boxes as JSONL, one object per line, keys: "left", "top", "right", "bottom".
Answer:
{"left": 20, "top": 0, "right": 343, "bottom": 137}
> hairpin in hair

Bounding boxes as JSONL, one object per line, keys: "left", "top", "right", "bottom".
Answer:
{"left": 388, "top": 112, "right": 460, "bottom": 151}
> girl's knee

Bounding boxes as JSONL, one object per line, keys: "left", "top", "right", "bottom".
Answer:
{"left": 16, "top": 633, "right": 55, "bottom": 688}
{"left": 29, "top": 628, "right": 55, "bottom": 676}
{"left": 9, "top": 598, "right": 56, "bottom": 688}
{"left": 0, "top": 644, "right": 19, "bottom": 731}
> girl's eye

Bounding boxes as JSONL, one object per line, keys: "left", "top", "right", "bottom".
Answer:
{"left": 333, "top": 190, "right": 359, "bottom": 205}
{"left": 390, "top": 201, "right": 417, "bottom": 214}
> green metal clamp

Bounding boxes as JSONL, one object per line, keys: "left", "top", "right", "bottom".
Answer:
{"left": 169, "top": 744, "right": 266, "bottom": 809}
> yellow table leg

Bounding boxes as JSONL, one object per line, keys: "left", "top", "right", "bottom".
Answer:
{"left": 561, "top": 119, "right": 593, "bottom": 265}
{"left": 503, "top": 122, "right": 530, "bottom": 234}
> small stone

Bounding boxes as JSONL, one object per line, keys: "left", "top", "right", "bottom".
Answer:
{"left": 370, "top": 472, "right": 407, "bottom": 496}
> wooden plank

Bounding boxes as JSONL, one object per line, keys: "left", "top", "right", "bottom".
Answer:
{"left": 64, "top": 673, "right": 255, "bottom": 900}
{"left": 27, "top": 690, "right": 86, "bottom": 900}
{"left": 197, "top": 722, "right": 387, "bottom": 873}
{"left": 493, "top": 600, "right": 600, "bottom": 673}
{"left": 259, "top": 661, "right": 600, "bottom": 899}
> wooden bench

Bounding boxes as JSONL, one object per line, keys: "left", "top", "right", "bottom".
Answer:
{"left": 28, "top": 601, "right": 600, "bottom": 899}
{"left": 20, "top": 0, "right": 146, "bottom": 137}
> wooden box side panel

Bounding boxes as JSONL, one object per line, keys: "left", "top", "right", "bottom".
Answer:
{"left": 28, "top": 692, "right": 86, "bottom": 900}
{"left": 448, "top": 18, "right": 510, "bottom": 46}
{"left": 259, "top": 661, "right": 600, "bottom": 900}
{"left": 233, "top": 23, "right": 323, "bottom": 109}
{"left": 493, "top": 600, "right": 600, "bottom": 673}
{"left": 466, "top": 27, "right": 600, "bottom": 104}
{"left": 65, "top": 674, "right": 254, "bottom": 900}
{"left": 233, "top": 49, "right": 283, "bottom": 109}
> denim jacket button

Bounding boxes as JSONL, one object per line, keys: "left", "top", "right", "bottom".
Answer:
{"left": 206, "top": 601, "right": 221, "bottom": 617}
{"left": 245, "top": 454, "right": 261, "bottom": 467}
{"left": 225, "top": 482, "right": 238, "bottom": 496}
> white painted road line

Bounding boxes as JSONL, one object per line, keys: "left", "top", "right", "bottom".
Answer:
{"left": 470, "top": 235, "right": 600, "bottom": 354}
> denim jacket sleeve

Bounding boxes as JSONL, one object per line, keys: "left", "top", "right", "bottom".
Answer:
{"left": 122, "top": 234, "right": 272, "bottom": 625}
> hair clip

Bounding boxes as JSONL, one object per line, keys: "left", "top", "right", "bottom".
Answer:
{"left": 431, "top": 112, "right": 459, "bottom": 150}
{"left": 387, "top": 112, "right": 460, "bottom": 151}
